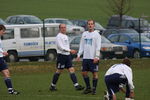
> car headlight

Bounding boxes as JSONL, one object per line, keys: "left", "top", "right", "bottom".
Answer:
{"left": 101, "top": 47, "right": 113, "bottom": 51}
{"left": 143, "top": 46, "right": 150, "bottom": 50}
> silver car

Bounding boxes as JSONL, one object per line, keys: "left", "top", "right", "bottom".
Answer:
{"left": 69, "top": 35, "right": 127, "bottom": 59}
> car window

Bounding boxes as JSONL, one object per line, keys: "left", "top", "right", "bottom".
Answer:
{"left": 101, "top": 36, "right": 111, "bottom": 43}
{"left": 131, "top": 35, "right": 150, "bottom": 42}
{"left": 16, "top": 17, "right": 24, "bottom": 24}
{"left": 9, "top": 17, "right": 17, "bottom": 24}
{"left": 20, "top": 28, "right": 40, "bottom": 38}
{"left": 109, "top": 35, "right": 119, "bottom": 42}
{"left": 119, "top": 35, "right": 129, "bottom": 42}
{"left": 1, "top": 29, "right": 14, "bottom": 40}
{"left": 42, "top": 27, "right": 59, "bottom": 37}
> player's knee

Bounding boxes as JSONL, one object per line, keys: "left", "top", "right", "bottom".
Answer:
{"left": 68, "top": 67, "right": 75, "bottom": 73}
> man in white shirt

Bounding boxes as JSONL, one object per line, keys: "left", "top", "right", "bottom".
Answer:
{"left": 104, "top": 58, "right": 135, "bottom": 100}
{"left": 0, "top": 25, "right": 19, "bottom": 95}
{"left": 76, "top": 20, "right": 101, "bottom": 95}
{"left": 49, "top": 24, "right": 84, "bottom": 91}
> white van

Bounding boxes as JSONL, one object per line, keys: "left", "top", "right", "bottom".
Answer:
{"left": 2, "top": 23, "right": 71, "bottom": 62}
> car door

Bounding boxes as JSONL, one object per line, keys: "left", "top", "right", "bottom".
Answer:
{"left": 18, "top": 27, "right": 43, "bottom": 57}
{"left": 117, "top": 34, "right": 134, "bottom": 56}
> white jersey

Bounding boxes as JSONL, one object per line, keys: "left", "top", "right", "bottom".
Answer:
{"left": 0, "top": 39, "right": 4, "bottom": 57}
{"left": 56, "top": 33, "right": 71, "bottom": 55}
{"left": 77, "top": 30, "right": 101, "bottom": 59}
{"left": 105, "top": 64, "right": 135, "bottom": 90}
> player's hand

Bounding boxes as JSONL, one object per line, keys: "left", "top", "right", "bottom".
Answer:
{"left": 76, "top": 57, "right": 80, "bottom": 62}
{"left": 70, "top": 50, "right": 77, "bottom": 54}
{"left": 93, "top": 58, "right": 99, "bottom": 64}
{"left": 2, "top": 52, "right": 8, "bottom": 56}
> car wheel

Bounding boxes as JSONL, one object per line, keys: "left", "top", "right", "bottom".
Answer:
{"left": 45, "top": 50, "right": 57, "bottom": 61}
{"left": 6, "top": 51, "right": 18, "bottom": 62}
{"left": 133, "top": 50, "right": 140, "bottom": 58}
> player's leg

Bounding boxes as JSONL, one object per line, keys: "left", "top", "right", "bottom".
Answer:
{"left": 50, "top": 54, "right": 64, "bottom": 91}
{"left": 50, "top": 69, "right": 63, "bottom": 91}
{"left": 90, "top": 59, "right": 99, "bottom": 95}
{"left": 92, "top": 72, "right": 98, "bottom": 95}
{"left": 67, "top": 55, "right": 84, "bottom": 90}
{"left": 68, "top": 67, "right": 84, "bottom": 90}
{"left": 82, "top": 59, "right": 92, "bottom": 94}
{"left": 1, "top": 69, "right": 19, "bottom": 95}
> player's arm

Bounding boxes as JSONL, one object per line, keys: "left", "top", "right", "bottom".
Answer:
{"left": 77, "top": 35, "right": 84, "bottom": 59}
{"left": 93, "top": 34, "right": 101, "bottom": 63}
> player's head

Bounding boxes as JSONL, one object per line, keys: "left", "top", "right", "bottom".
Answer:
{"left": 122, "top": 58, "right": 131, "bottom": 66}
{"left": 87, "top": 20, "right": 95, "bottom": 32}
{"left": 59, "top": 24, "right": 66, "bottom": 34}
{"left": 0, "top": 24, "right": 6, "bottom": 35}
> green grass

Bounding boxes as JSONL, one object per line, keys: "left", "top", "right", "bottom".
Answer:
{"left": 0, "top": 59, "right": 150, "bottom": 100}
{"left": 0, "top": 0, "right": 150, "bottom": 26}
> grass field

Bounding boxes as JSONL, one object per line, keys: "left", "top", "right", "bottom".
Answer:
{"left": 0, "top": 0, "right": 150, "bottom": 26}
{"left": 0, "top": 59, "right": 150, "bottom": 100}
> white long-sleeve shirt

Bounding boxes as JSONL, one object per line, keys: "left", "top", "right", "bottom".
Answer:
{"left": 105, "top": 64, "right": 135, "bottom": 90}
{"left": 0, "top": 39, "right": 4, "bottom": 57}
{"left": 77, "top": 30, "right": 101, "bottom": 59}
{"left": 56, "top": 33, "right": 71, "bottom": 55}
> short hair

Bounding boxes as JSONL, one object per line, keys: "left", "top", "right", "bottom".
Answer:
{"left": 122, "top": 58, "right": 131, "bottom": 66}
{"left": 0, "top": 24, "right": 6, "bottom": 31}
{"left": 87, "top": 20, "right": 95, "bottom": 24}
{"left": 59, "top": 24, "right": 66, "bottom": 29}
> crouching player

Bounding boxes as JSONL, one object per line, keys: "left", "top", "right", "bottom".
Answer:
{"left": 0, "top": 25, "right": 19, "bottom": 95}
{"left": 104, "top": 58, "right": 134, "bottom": 100}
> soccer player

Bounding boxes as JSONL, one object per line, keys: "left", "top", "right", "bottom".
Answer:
{"left": 104, "top": 58, "right": 135, "bottom": 100}
{"left": 0, "top": 24, "right": 19, "bottom": 95}
{"left": 49, "top": 24, "right": 84, "bottom": 91}
{"left": 76, "top": 20, "right": 101, "bottom": 95}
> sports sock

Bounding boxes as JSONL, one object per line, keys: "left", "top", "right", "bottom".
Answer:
{"left": 70, "top": 73, "right": 78, "bottom": 86}
{"left": 83, "top": 76, "right": 91, "bottom": 89}
{"left": 4, "top": 77, "right": 13, "bottom": 90}
{"left": 51, "top": 72, "right": 60, "bottom": 86}
{"left": 93, "top": 78, "right": 98, "bottom": 90}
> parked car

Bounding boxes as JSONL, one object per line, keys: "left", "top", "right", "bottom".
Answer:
{"left": 108, "top": 33, "right": 150, "bottom": 58}
{"left": 0, "top": 18, "right": 7, "bottom": 25}
{"left": 5, "top": 15, "right": 42, "bottom": 24}
{"left": 69, "top": 35, "right": 127, "bottom": 59}
{"left": 70, "top": 19, "right": 105, "bottom": 34}
{"left": 44, "top": 18, "right": 85, "bottom": 35}
{"left": 103, "top": 28, "right": 138, "bottom": 38}
{"left": 107, "top": 15, "right": 150, "bottom": 33}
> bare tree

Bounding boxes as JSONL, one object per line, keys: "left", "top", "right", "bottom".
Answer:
{"left": 107, "top": 0, "right": 132, "bottom": 27}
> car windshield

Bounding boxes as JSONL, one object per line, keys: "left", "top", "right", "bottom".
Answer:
{"left": 101, "top": 36, "right": 111, "bottom": 43}
{"left": 131, "top": 35, "right": 150, "bottom": 42}
{"left": 23, "top": 16, "right": 42, "bottom": 24}
{"left": 56, "top": 20, "right": 73, "bottom": 25}
{"left": 0, "top": 19, "right": 6, "bottom": 24}
{"left": 131, "top": 19, "right": 149, "bottom": 27}
{"left": 119, "top": 29, "right": 138, "bottom": 33}
{"left": 95, "top": 22, "right": 103, "bottom": 29}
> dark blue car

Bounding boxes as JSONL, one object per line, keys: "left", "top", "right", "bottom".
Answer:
{"left": 108, "top": 33, "right": 150, "bottom": 58}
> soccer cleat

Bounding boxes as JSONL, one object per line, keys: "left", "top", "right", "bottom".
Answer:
{"left": 104, "top": 90, "right": 109, "bottom": 100}
{"left": 91, "top": 88, "right": 96, "bottom": 95}
{"left": 82, "top": 88, "right": 92, "bottom": 94}
{"left": 49, "top": 86, "right": 57, "bottom": 91}
{"left": 75, "top": 85, "right": 84, "bottom": 91}
{"left": 8, "top": 89, "right": 20, "bottom": 95}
